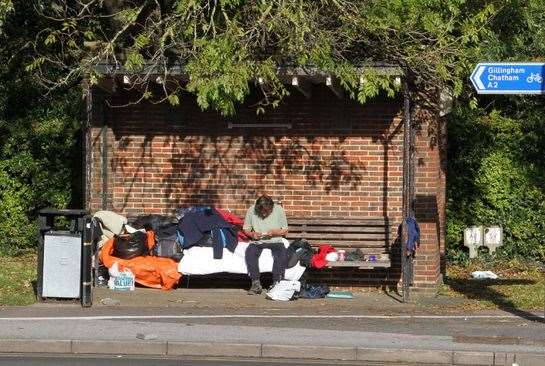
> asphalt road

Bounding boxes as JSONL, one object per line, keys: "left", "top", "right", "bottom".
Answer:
{"left": 0, "top": 355, "right": 413, "bottom": 366}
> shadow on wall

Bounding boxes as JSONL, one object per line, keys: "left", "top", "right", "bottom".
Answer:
{"left": 105, "top": 85, "right": 403, "bottom": 215}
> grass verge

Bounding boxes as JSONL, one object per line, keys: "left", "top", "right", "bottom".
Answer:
{"left": 440, "top": 257, "right": 544, "bottom": 311}
{"left": 0, "top": 255, "right": 37, "bottom": 306}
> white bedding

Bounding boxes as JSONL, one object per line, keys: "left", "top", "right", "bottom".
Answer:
{"left": 178, "top": 239, "right": 306, "bottom": 281}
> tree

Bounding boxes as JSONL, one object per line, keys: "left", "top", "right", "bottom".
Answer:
{"left": 0, "top": 0, "right": 12, "bottom": 31}
{"left": 446, "top": 0, "right": 545, "bottom": 261}
{"left": 0, "top": 0, "right": 81, "bottom": 255}
{"left": 28, "top": 0, "right": 498, "bottom": 115}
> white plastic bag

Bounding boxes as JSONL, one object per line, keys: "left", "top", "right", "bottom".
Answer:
{"left": 266, "top": 280, "right": 301, "bottom": 301}
{"left": 108, "top": 263, "right": 135, "bottom": 291}
{"left": 471, "top": 270, "right": 498, "bottom": 280}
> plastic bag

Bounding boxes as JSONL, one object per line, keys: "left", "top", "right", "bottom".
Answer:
{"left": 471, "top": 271, "right": 498, "bottom": 280}
{"left": 108, "top": 263, "right": 135, "bottom": 291}
{"left": 266, "top": 280, "right": 301, "bottom": 301}
{"left": 113, "top": 232, "right": 148, "bottom": 259}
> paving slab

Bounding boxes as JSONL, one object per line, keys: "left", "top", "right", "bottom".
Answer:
{"left": 493, "top": 352, "right": 516, "bottom": 365}
{"left": 71, "top": 339, "right": 167, "bottom": 355}
{"left": 167, "top": 341, "right": 261, "bottom": 357}
{"left": 357, "top": 347, "right": 452, "bottom": 364}
{"left": 0, "top": 339, "right": 71, "bottom": 354}
{"left": 453, "top": 351, "right": 494, "bottom": 365}
{"left": 262, "top": 344, "right": 357, "bottom": 360}
{"left": 515, "top": 353, "right": 545, "bottom": 366}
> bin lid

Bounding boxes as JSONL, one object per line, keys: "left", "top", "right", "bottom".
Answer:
{"left": 39, "top": 208, "right": 89, "bottom": 216}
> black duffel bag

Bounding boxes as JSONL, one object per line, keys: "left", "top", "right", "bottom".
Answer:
{"left": 113, "top": 231, "right": 149, "bottom": 259}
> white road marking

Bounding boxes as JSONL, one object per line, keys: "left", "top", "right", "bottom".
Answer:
{"left": 0, "top": 314, "right": 541, "bottom": 321}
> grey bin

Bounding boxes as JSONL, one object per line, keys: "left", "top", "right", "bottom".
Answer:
{"left": 37, "top": 209, "right": 92, "bottom": 307}
{"left": 41, "top": 232, "right": 82, "bottom": 298}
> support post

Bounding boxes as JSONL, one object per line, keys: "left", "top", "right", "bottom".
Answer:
{"left": 101, "top": 102, "right": 108, "bottom": 210}
{"left": 84, "top": 83, "right": 93, "bottom": 211}
{"left": 402, "top": 78, "right": 415, "bottom": 302}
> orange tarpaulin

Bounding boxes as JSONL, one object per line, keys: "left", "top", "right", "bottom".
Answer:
{"left": 100, "top": 231, "right": 181, "bottom": 290}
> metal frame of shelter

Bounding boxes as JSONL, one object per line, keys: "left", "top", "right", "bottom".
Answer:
{"left": 86, "top": 63, "right": 417, "bottom": 302}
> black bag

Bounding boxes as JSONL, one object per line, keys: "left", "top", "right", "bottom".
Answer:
{"left": 130, "top": 214, "right": 177, "bottom": 232}
{"left": 113, "top": 231, "right": 149, "bottom": 259}
{"left": 287, "top": 239, "right": 314, "bottom": 268}
{"left": 152, "top": 224, "right": 183, "bottom": 261}
{"left": 297, "top": 283, "right": 330, "bottom": 299}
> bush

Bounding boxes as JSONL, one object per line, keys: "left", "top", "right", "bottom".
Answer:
{"left": 0, "top": 85, "right": 81, "bottom": 255}
{"left": 447, "top": 102, "right": 545, "bottom": 263}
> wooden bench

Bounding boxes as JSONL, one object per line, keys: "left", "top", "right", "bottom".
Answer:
{"left": 286, "top": 217, "right": 391, "bottom": 269}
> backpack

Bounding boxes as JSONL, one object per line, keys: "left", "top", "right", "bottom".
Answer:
{"left": 152, "top": 224, "right": 183, "bottom": 261}
{"left": 287, "top": 239, "right": 314, "bottom": 268}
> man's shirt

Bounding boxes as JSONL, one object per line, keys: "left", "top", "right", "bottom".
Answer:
{"left": 243, "top": 204, "right": 288, "bottom": 244}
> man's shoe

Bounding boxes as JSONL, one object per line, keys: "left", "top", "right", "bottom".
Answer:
{"left": 247, "top": 280, "right": 262, "bottom": 295}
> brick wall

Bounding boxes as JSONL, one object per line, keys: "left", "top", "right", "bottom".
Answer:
{"left": 87, "top": 84, "right": 445, "bottom": 292}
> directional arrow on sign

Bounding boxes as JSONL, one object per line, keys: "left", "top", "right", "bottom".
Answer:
{"left": 470, "top": 62, "right": 545, "bottom": 94}
{"left": 471, "top": 65, "right": 486, "bottom": 91}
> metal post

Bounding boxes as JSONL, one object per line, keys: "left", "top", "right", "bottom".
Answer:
{"left": 401, "top": 79, "right": 414, "bottom": 302}
{"left": 81, "top": 215, "right": 93, "bottom": 307}
{"left": 84, "top": 85, "right": 93, "bottom": 211}
{"left": 101, "top": 122, "right": 108, "bottom": 210}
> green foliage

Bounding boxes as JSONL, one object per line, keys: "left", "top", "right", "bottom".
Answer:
{"left": 446, "top": 104, "right": 545, "bottom": 262}
{"left": 0, "top": 80, "right": 81, "bottom": 254}
{"left": 0, "top": 0, "right": 12, "bottom": 31}
{"left": 186, "top": 36, "right": 252, "bottom": 115}
{"left": 23, "top": 0, "right": 501, "bottom": 114}
{"left": 446, "top": 0, "right": 545, "bottom": 263}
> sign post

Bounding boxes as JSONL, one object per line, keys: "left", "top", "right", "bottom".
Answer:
{"left": 470, "top": 62, "right": 545, "bottom": 94}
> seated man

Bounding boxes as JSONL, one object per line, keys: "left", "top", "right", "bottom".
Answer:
{"left": 243, "top": 195, "right": 289, "bottom": 295}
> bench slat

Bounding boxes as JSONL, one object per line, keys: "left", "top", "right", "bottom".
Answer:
{"left": 288, "top": 218, "right": 388, "bottom": 226}
{"left": 285, "top": 236, "right": 389, "bottom": 246}
{"left": 288, "top": 225, "right": 388, "bottom": 233}
{"left": 285, "top": 216, "right": 392, "bottom": 269}
{"left": 326, "top": 260, "right": 391, "bottom": 269}
{"left": 286, "top": 232, "right": 387, "bottom": 240}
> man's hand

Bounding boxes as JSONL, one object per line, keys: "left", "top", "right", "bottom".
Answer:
{"left": 249, "top": 231, "right": 263, "bottom": 240}
{"left": 264, "top": 228, "right": 288, "bottom": 237}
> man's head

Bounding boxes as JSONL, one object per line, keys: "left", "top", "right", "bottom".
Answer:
{"left": 254, "top": 195, "right": 274, "bottom": 219}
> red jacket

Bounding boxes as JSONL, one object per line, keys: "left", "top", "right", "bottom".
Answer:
{"left": 216, "top": 208, "right": 250, "bottom": 242}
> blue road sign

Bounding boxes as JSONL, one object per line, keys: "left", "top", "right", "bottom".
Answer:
{"left": 470, "top": 62, "right": 545, "bottom": 94}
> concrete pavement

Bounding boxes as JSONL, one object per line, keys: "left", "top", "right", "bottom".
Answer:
{"left": 0, "top": 288, "right": 543, "bottom": 365}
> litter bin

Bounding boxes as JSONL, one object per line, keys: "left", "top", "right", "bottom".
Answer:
{"left": 37, "top": 208, "right": 93, "bottom": 307}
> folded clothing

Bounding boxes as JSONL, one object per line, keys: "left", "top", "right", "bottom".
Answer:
{"left": 177, "top": 208, "right": 238, "bottom": 259}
